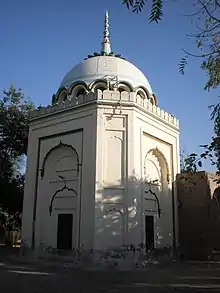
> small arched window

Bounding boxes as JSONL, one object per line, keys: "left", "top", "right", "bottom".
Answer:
{"left": 150, "top": 93, "right": 158, "bottom": 106}
{"left": 137, "top": 91, "right": 146, "bottom": 99}
{"left": 70, "top": 84, "right": 87, "bottom": 98}
{"left": 91, "top": 81, "right": 107, "bottom": 92}
{"left": 118, "top": 84, "right": 131, "bottom": 93}
{"left": 95, "top": 86, "right": 106, "bottom": 92}
{"left": 76, "top": 88, "right": 86, "bottom": 97}
{"left": 135, "top": 88, "right": 148, "bottom": 99}
{"left": 59, "top": 91, "right": 68, "bottom": 102}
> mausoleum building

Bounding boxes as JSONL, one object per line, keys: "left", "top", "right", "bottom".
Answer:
{"left": 21, "top": 11, "right": 180, "bottom": 252}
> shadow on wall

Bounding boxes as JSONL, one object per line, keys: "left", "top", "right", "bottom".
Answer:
{"left": 94, "top": 174, "right": 175, "bottom": 254}
{"left": 177, "top": 172, "right": 220, "bottom": 261}
{"left": 211, "top": 185, "right": 220, "bottom": 253}
{"left": 44, "top": 177, "right": 174, "bottom": 268}
{"left": 20, "top": 176, "right": 175, "bottom": 269}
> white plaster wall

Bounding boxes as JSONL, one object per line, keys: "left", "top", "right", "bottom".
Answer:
{"left": 22, "top": 105, "right": 97, "bottom": 250}
{"left": 133, "top": 107, "right": 180, "bottom": 248}
{"left": 35, "top": 132, "right": 82, "bottom": 249}
{"left": 94, "top": 105, "right": 133, "bottom": 250}
{"left": 94, "top": 102, "right": 179, "bottom": 250}
{"left": 142, "top": 137, "right": 172, "bottom": 248}
{"left": 22, "top": 93, "right": 180, "bottom": 252}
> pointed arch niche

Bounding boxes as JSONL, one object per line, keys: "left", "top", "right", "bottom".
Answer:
{"left": 143, "top": 148, "right": 170, "bottom": 216}
{"left": 144, "top": 148, "right": 169, "bottom": 189}
{"left": 142, "top": 148, "right": 172, "bottom": 248}
{"left": 36, "top": 141, "right": 81, "bottom": 249}
{"left": 41, "top": 142, "right": 80, "bottom": 214}
{"left": 40, "top": 141, "right": 80, "bottom": 181}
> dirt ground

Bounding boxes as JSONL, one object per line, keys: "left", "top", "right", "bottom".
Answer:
{"left": 1, "top": 248, "right": 220, "bottom": 293}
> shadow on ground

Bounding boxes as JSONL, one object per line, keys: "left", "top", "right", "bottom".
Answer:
{"left": 1, "top": 248, "right": 220, "bottom": 292}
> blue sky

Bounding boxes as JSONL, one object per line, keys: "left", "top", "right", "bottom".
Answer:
{"left": 0, "top": 0, "right": 218, "bottom": 171}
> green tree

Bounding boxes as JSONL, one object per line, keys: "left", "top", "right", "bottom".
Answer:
{"left": 0, "top": 85, "right": 34, "bottom": 177}
{"left": 180, "top": 151, "right": 199, "bottom": 173}
{"left": 180, "top": 0, "right": 220, "bottom": 171}
{"left": 1, "top": 174, "right": 25, "bottom": 213}
{"left": 122, "top": 0, "right": 163, "bottom": 22}
{"left": 0, "top": 85, "right": 35, "bottom": 213}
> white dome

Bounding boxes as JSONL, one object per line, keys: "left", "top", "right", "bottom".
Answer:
{"left": 60, "top": 56, "right": 153, "bottom": 95}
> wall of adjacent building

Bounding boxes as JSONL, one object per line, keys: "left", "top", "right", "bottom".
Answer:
{"left": 177, "top": 171, "right": 220, "bottom": 260}
{"left": 208, "top": 173, "right": 220, "bottom": 252}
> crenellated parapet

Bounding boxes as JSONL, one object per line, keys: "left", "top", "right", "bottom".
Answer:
{"left": 29, "top": 90, "right": 179, "bottom": 129}
{"left": 96, "top": 90, "right": 179, "bottom": 128}
{"left": 29, "top": 92, "right": 97, "bottom": 120}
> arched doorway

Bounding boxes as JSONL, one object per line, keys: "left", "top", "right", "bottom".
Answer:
{"left": 143, "top": 148, "right": 170, "bottom": 249}
{"left": 37, "top": 141, "right": 81, "bottom": 250}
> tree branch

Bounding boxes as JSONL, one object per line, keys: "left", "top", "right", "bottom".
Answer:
{"left": 199, "top": 0, "right": 220, "bottom": 23}
{"left": 182, "top": 47, "right": 220, "bottom": 58}
{"left": 179, "top": 6, "right": 204, "bottom": 17}
{"left": 215, "top": 0, "right": 220, "bottom": 8}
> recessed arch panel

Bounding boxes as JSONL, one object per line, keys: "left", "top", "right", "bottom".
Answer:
{"left": 144, "top": 147, "right": 169, "bottom": 184}
{"left": 40, "top": 141, "right": 80, "bottom": 179}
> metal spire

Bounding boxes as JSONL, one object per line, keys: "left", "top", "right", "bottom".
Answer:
{"left": 101, "top": 10, "right": 111, "bottom": 54}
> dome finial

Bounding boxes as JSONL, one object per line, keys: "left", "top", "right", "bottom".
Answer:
{"left": 101, "top": 10, "right": 111, "bottom": 54}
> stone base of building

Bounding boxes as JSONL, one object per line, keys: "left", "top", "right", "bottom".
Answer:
{"left": 19, "top": 242, "right": 175, "bottom": 270}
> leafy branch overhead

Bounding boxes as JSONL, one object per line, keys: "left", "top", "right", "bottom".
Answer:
{"left": 122, "top": 0, "right": 220, "bottom": 90}
{"left": 122, "top": 0, "right": 163, "bottom": 22}
{"left": 180, "top": 152, "right": 202, "bottom": 173}
{"left": 122, "top": 0, "right": 220, "bottom": 174}
{"left": 182, "top": 0, "right": 220, "bottom": 90}
{"left": 179, "top": 56, "right": 188, "bottom": 75}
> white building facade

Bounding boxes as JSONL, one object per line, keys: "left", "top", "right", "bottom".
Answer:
{"left": 22, "top": 12, "right": 180, "bottom": 252}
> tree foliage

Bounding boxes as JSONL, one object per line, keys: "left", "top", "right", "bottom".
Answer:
{"left": 181, "top": 1, "right": 220, "bottom": 172}
{"left": 182, "top": 0, "right": 220, "bottom": 91}
{"left": 122, "top": 0, "right": 220, "bottom": 173}
{"left": 0, "top": 85, "right": 34, "bottom": 177}
{"left": 122, "top": 0, "right": 220, "bottom": 89}
{"left": 0, "top": 85, "right": 34, "bottom": 214}
{"left": 203, "top": 103, "right": 220, "bottom": 173}
{"left": 0, "top": 174, "right": 25, "bottom": 213}
{"left": 180, "top": 152, "right": 199, "bottom": 173}
{"left": 122, "top": 0, "right": 163, "bottom": 22}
